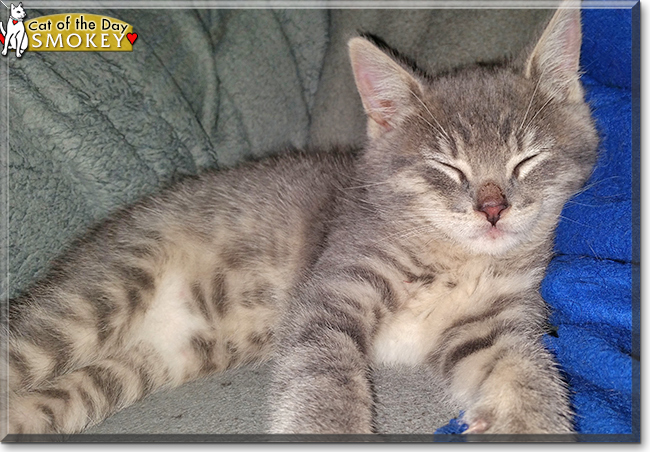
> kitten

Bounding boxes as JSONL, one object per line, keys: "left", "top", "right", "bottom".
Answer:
{"left": 5, "top": 2, "right": 598, "bottom": 436}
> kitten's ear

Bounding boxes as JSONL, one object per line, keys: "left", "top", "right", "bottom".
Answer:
{"left": 348, "top": 37, "right": 423, "bottom": 139}
{"left": 525, "top": 1, "right": 583, "bottom": 101}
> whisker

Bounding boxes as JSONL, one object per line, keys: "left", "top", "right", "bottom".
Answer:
{"left": 371, "top": 222, "right": 435, "bottom": 245}
{"left": 519, "top": 70, "right": 544, "bottom": 132}
{"left": 565, "top": 176, "right": 626, "bottom": 201}
{"left": 409, "top": 88, "right": 451, "bottom": 141}
{"left": 558, "top": 215, "right": 593, "bottom": 228}
{"left": 342, "top": 181, "right": 393, "bottom": 190}
{"left": 563, "top": 200, "right": 602, "bottom": 208}
{"left": 524, "top": 94, "right": 555, "bottom": 132}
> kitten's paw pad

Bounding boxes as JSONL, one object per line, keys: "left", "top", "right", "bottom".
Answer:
{"left": 464, "top": 418, "right": 490, "bottom": 434}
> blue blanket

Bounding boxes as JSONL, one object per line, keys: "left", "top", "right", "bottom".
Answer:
{"left": 436, "top": 5, "right": 638, "bottom": 440}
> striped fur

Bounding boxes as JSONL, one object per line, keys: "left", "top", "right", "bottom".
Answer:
{"left": 6, "top": 3, "right": 597, "bottom": 437}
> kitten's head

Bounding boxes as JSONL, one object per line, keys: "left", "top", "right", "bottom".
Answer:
{"left": 349, "top": 2, "right": 598, "bottom": 256}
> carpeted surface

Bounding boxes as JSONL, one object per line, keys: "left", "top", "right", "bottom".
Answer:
{"left": 84, "top": 363, "right": 458, "bottom": 435}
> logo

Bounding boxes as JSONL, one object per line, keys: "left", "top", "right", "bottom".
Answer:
{"left": 1, "top": 2, "right": 137, "bottom": 58}
{"left": 1, "top": 2, "right": 29, "bottom": 58}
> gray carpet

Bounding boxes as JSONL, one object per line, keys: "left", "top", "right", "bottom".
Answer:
{"left": 84, "top": 363, "right": 459, "bottom": 436}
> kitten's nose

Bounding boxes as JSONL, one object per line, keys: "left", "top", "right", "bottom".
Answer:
{"left": 480, "top": 203, "right": 508, "bottom": 226}
{"left": 476, "top": 182, "right": 508, "bottom": 226}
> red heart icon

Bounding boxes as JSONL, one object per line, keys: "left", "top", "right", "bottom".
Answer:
{"left": 126, "top": 32, "right": 137, "bottom": 45}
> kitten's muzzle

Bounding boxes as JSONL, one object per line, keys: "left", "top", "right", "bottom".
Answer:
{"left": 476, "top": 182, "right": 509, "bottom": 226}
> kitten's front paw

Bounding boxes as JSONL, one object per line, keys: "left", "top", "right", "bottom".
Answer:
{"left": 461, "top": 408, "right": 575, "bottom": 438}
{"left": 464, "top": 418, "right": 490, "bottom": 434}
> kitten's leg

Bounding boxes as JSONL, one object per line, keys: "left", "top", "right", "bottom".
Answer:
{"left": 270, "top": 276, "right": 379, "bottom": 434}
{"left": 4, "top": 238, "right": 268, "bottom": 434}
{"left": 8, "top": 346, "right": 171, "bottom": 434}
{"left": 457, "top": 342, "right": 573, "bottom": 436}
{"left": 5, "top": 279, "right": 272, "bottom": 434}
{"left": 428, "top": 296, "right": 574, "bottom": 435}
{"left": 5, "top": 282, "right": 196, "bottom": 435}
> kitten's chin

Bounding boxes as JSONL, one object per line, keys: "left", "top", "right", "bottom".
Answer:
{"left": 459, "top": 225, "right": 521, "bottom": 256}
{"left": 485, "top": 226, "right": 505, "bottom": 240}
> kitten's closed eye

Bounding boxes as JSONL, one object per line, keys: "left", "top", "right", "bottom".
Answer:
{"left": 511, "top": 151, "right": 549, "bottom": 180}
{"left": 427, "top": 157, "right": 469, "bottom": 186}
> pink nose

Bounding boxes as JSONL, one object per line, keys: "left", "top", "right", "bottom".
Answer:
{"left": 479, "top": 203, "right": 508, "bottom": 226}
{"left": 476, "top": 182, "right": 508, "bottom": 226}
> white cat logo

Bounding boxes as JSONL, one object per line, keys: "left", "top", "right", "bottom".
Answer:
{"left": 1, "top": 2, "right": 29, "bottom": 58}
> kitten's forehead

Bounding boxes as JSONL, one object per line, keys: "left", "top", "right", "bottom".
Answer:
{"left": 421, "top": 68, "right": 539, "bottom": 162}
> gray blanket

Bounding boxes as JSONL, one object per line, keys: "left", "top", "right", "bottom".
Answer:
{"left": 2, "top": 5, "right": 552, "bottom": 436}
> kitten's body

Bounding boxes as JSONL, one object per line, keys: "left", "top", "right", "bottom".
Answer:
{"left": 5, "top": 3, "right": 598, "bottom": 437}
{"left": 7, "top": 150, "right": 356, "bottom": 433}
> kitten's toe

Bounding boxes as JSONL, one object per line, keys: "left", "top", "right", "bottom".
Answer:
{"left": 464, "top": 418, "right": 490, "bottom": 434}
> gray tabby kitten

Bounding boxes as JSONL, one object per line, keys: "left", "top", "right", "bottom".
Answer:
{"left": 5, "top": 3, "right": 597, "bottom": 436}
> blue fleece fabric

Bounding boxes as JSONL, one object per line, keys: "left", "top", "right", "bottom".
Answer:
{"left": 435, "top": 6, "right": 637, "bottom": 439}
